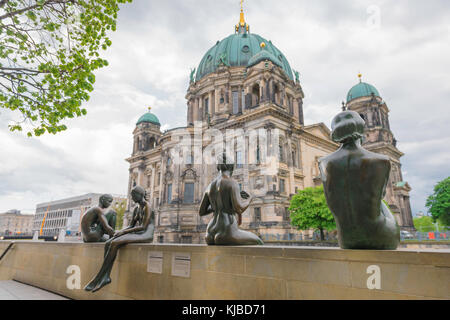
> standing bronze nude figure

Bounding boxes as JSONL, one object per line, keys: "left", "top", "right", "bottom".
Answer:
{"left": 319, "top": 111, "right": 400, "bottom": 250}
{"left": 81, "top": 194, "right": 116, "bottom": 243}
{"left": 85, "top": 186, "right": 155, "bottom": 292}
{"left": 199, "top": 154, "right": 264, "bottom": 246}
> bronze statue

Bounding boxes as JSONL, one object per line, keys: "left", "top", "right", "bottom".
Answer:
{"left": 81, "top": 194, "right": 116, "bottom": 243}
{"left": 199, "top": 154, "right": 264, "bottom": 246}
{"left": 319, "top": 111, "right": 400, "bottom": 250}
{"left": 85, "top": 186, "right": 155, "bottom": 292}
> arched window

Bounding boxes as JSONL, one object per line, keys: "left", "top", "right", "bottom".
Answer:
{"left": 252, "top": 84, "right": 260, "bottom": 106}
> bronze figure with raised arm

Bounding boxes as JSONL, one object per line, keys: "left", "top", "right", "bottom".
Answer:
{"left": 85, "top": 186, "right": 155, "bottom": 292}
{"left": 199, "top": 153, "right": 264, "bottom": 246}
{"left": 319, "top": 110, "right": 400, "bottom": 250}
{"left": 81, "top": 194, "right": 116, "bottom": 243}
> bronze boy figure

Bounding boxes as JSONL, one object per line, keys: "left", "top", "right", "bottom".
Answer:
{"left": 81, "top": 194, "right": 116, "bottom": 243}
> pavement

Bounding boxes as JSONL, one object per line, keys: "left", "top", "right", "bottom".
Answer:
{"left": 0, "top": 280, "right": 68, "bottom": 300}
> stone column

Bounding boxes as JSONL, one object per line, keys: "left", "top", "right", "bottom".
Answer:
{"left": 150, "top": 163, "right": 156, "bottom": 206}
{"left": 287, "top": 134, "right": 296, "bottom": 195}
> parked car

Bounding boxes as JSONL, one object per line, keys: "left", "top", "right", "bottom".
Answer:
{"left": 400, "top": 230, "right": 415, "bottom": 240}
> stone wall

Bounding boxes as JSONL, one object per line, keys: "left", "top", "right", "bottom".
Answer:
{"left": 0, "top": 241, "right": 448, "bottom": 300}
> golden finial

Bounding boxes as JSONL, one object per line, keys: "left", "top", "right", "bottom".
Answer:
{"left": 240, "top": 0, "right": 246, "bottom": 26}
{"left": 148, "top": 106, "right": 152, "bottom": 112}
{"left": 358, "top": 73, "right": 362, "bottom": 82}
{"left": 260, "top": 42, "right": 266, "bottom": 49}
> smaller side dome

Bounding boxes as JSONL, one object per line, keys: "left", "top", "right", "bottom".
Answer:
{"left": 347, "top": 82, "right": 381, "bottom": 102}
{"left": 137, "top": 111, "right": 161, "bottom": 126}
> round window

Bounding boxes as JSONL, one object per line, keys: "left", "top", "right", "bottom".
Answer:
{"left": 242, "top": 45, "right": 250, "bottom": 53}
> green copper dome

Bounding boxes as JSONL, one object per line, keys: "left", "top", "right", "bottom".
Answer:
{"left": 136, "top": 112, "right": 161, "bottom": 126}
{"left": 248, "top": 47, "right": 282, "bottom": 69}
{"left": 196, "top": 33, "right": 294, "bottom": 81}
{"left": 347, "top": 82, "right": 381, "bottom": 102}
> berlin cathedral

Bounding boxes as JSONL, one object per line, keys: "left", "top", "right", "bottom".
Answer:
{"left": 125, "top": 7, "right": 414, "bottom": 244}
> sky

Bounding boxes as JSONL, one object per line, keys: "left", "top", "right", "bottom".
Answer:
{"left": 0, "top": 0, "right": 449, "bottom": 215}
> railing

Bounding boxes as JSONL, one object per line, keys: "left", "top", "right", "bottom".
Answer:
{"left": 0, "top": 242, "right": 14, "bottom": 262}
{"left": 261, "top": 233, "right": 337, "bottom": 242}
{"left": 402, "top": 231, "right": 449, "bottom": 242}
{"left": 261, "top": 231, "right": 450, "bottom": 242}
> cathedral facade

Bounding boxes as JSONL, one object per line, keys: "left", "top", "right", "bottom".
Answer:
{"left": 125, "top": 10, "right": 414, "bottom": 243}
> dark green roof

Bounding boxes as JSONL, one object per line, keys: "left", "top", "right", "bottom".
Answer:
{"left": 347, "top": 82, "right": 381, "bottom": 102}
{"left": 196, "top": 33, "right": 294, "bottom": 81}
{"left": 136, "top": 112, "right": 161, "bottom": 126}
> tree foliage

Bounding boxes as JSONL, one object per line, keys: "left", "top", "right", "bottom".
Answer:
{"left": 413, "top": 216, "right": 445, "bottom": 232}
{"left": 0, "top": 0, "right": 132, "bottom": 136}
{"left": 289, "top": 186, "right": 336, "bottom": 240}
{"left": 112, "top": 198, "right": 126, "bottom": 230}
{"left": 426, "top": 177, "right": 450, "bottom": 226}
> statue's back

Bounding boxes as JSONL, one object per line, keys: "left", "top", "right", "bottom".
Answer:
{"left": 322, "top": 148, "right": 399, "bottom": 249}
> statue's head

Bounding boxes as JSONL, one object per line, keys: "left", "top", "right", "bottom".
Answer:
{"left": 331, "top": 111, "right": 365, "bottom": 143}
{"left": 99, "top": 194, "right": 113, "bottom": 208}
{"left": 217, "top": 153, "right": 235, "bottom": 174}
{"left": 131, "top": 186, "right": 146, "bottom": 203}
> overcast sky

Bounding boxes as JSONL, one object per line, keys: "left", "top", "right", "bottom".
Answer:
{"left": 0, "top": 0, "right": 449, "bottom": 216}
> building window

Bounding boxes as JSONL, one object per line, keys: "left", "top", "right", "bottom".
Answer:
{"left": 236, "top": 150, "right": 243, "bottom": 168}
{"left": 232, "top": 91, "right": 239, "bottom": 114}
{"left": 292, "top": 149, "right": 297, "bottom": 167}
{"left": 167, "top": 157, "right": 172, "bottom": 166}
{"left": 167, "top": 184, "right": 173, "bottom": 204}
{"left": 254, "top": 207, "right": 261, "bottom": 222}
{"left": 181, "top": 235, "right": 193, "bottom": 244}
{"left": 158, "top": 236, "right": 164, "bottom": 243}
{"left": 241, "top": 90, "right": 245, "bottom": 110}
{"left": 279, "top": 144, "right": 285, "bottom": 163}
{"left": 186, "top": 152, "right": 194, "bottom": 165}
{"left": 184, "top": 183, "right": 195, "bottom": 204}
{"left": 280, "top": 179, "right": 286, "bottom": 193}
{"left": 204, "top": 98, "right": 209, "bottom": 115}
{"left": 284, "top": 207, "right": 290, "bottom": 221}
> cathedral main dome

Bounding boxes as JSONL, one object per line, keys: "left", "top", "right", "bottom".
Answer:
{"left": 195, "top": 32, "right": 294, "bottom": 81}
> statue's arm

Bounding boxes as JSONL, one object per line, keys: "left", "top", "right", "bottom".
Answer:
{"left": 231, "top": 181, "right": 252, "bottom": 215}
{"left": 115, "top": 203, "right": 152, "bottom": 236}
{"left": 199, "top": 190, "right": 213, "bottom": 216}
{"left": 96, "top": 209, "right": 115, "bottom": 236}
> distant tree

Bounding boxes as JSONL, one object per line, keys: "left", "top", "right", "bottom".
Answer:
{"left": 414, "top": 216, "right": 437, "bottom": 232}
{"left": 289, "top": 186, "right": 336, "bottom": 241}
{"left": 0, "top": 0, "right": 132, "bottom": 137}
{"left": 426, "top": 177, "right": 450, "bottom": 226}
{"left": 112, "top": 199, "right": 126, "bottom": 231}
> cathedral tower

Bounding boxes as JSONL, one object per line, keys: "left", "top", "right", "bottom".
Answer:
{"left": 345, "top": 75, "right": 414, "bottom": 231}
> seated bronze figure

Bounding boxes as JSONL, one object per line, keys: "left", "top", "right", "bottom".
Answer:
{"left": 199, "top": 154, "right": 264, "bottom": 246}
{"left": 319, "top": 111, "right": 400, "bottom": 250}
{"left": 81, "top": 194, "right": 116, "bottom": 243}
{"left": 85, "top": 186, "right": 155, "bottom": 292}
